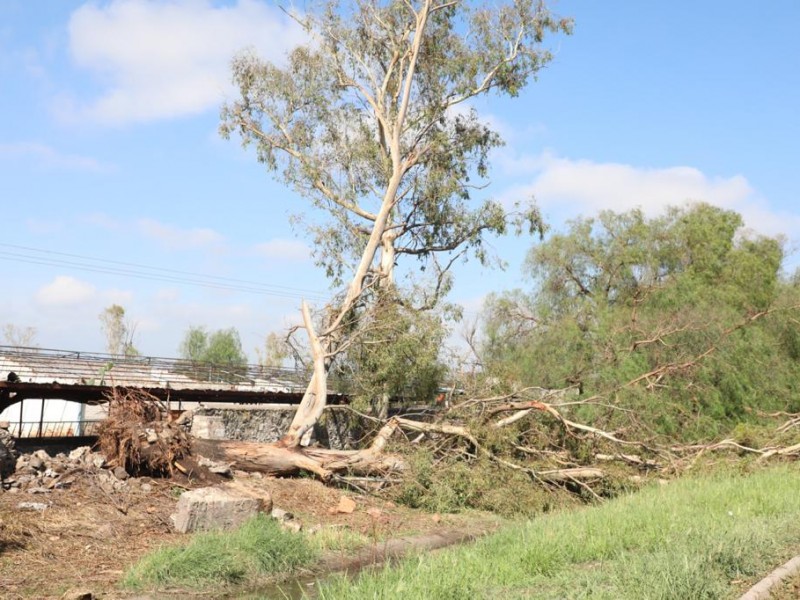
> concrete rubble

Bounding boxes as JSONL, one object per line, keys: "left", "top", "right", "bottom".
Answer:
{"left": 0, "top": 421, "right": 18, "bottom": 478}
{"left": 0, "top": 444, "right": 139, "bottom": 494}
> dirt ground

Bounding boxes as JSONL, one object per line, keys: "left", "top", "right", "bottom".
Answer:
{"left": 0, "top": 443, "right": 494, "bottom": 600}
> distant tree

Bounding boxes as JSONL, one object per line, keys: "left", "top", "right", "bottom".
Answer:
{"left": 256, "top": 331, "right": 291, "bottom": 370}
{"left": 179, "top": 326, "right": 248, "bottom": 381}
{"left": 1, "top": 324, "right": 38, "bottom": 347}
{"left": 179, "top": 326, "right": 208, "bottom": 363}
{"left": 204, "top": 328, "right": 248, "bottom": 368}
{"left": 99, "top": 305, "right": 139, "bottom": 357}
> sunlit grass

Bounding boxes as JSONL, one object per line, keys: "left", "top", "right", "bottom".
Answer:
{"left": 308, "top": 525, "right": 372, "bottom": 554}
{"left": 317, "top": 466, "right": 800, "bottom": 599}
{"left": 123, "top": 514, "right": 315, "bottom": 590}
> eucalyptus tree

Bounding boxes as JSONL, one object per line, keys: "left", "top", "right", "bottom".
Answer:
{"left": 99, "top": 304, "right": 138, "bottom": 357}
{"left": 220, "top": 0, "right": 571, "bottom": 472}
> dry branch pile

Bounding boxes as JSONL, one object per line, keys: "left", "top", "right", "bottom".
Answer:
{"left": 96, "top": 388, "right": 190, "bottom": 476}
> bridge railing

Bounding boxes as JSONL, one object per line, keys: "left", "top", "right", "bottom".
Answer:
{"left": 9, "top": 419, "right": 105, "bottom": 438}
{"left": 0, "top": 345, "right": 350, "bottom": 392}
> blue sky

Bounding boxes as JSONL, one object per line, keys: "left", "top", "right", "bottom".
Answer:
{"left": 1, "top": 0, "right": 798, "bottom": 359}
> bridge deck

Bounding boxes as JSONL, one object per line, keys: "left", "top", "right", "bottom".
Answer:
{"left": 0, "top": 345, "right": 347, "bottom": 414}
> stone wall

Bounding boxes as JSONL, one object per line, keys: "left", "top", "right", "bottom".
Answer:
{"left": 191, "top": 405, "right": 367, "bottom": 449}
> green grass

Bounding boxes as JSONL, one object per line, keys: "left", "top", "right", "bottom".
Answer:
{"left": 308, "top": 526, "right": 372, "bottom": 554}
{"left": 316, "top": 466, "right": 800, "bottom": 599}
{"left": 123, "top": 514, "right": 316, "bottom": 591}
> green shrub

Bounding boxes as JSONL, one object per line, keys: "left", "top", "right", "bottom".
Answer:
{"left": 393, "top": 450, "right": 576, "bottom": 516}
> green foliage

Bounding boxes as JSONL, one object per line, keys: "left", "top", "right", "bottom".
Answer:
{"left": 221, "top": 0, "right": 573, "bottom": 412}
{"left": 178, "top": 326, "right": 248, "bottom": 381}
{"left": 393, "top": 448, "right": 573, "bottom": 516}
{"left": 221, "top": 0, "right": 570, "bottom": 296}
{"left": 318, "top": 466, "right": 800, "bottom": 599}
{"left": 256, "top": 331, "right": 291, "bottom": 369}
{"left": 333, "top": 292, "right": 447, "bottom": 411}
{"left": 482, "top": 203, "right": 799, "bottom": 441}
{"left": 179, "top": 326, "right": 208, "bottom": 363}
{"left": 123, "top": 514, "right": 315, "bottom": 591}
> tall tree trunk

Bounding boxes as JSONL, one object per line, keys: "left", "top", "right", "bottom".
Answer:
{"left": 276, "top": 173, "right": 403, "bottom": 451}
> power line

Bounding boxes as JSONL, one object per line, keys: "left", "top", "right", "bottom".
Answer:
{"left": 0, "top": 243, "right": 331, "bottom": 302}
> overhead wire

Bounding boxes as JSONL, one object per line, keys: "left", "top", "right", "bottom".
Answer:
{"left": 0, "top": 242, "right": 330, "bottom": 302}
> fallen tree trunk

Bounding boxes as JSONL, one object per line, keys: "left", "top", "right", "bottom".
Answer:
{"left": 193, "top": 419, "right": 405, "bottom": 481}
{"left": 193, "top": 420, "right": 604, "bottom": 486}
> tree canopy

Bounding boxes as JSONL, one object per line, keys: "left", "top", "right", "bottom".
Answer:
{"left": 222, "top": 0, "right": 571, "bottom": 302}
{"left": 221, "top": 0, "right": 571, "bottom": 442}
{"left": 179, "top": 326, "right": 248, "bottom": 381}
{"left": 481, "top": 203, "right": 798, "bottom": 440}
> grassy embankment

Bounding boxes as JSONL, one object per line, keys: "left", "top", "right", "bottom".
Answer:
{"left": 317, "top": 465, "right": 800, "bottom": 600}
{"left": 122, "top": 514, "right": 315, "bottom": 590}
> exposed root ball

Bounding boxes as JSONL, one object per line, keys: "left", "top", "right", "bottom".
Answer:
{"left": 96, "top": 387, "right": 190, "bottom": 476}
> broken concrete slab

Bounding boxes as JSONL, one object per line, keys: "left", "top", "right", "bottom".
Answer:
{"left": 172, "top": 485, "right": 272, "bottom": 534}
{"left": 190, "top": 414, "right": 226, "bottom": 440}
{"left": 68, "top": 446, "right": 91, "bottom": 461}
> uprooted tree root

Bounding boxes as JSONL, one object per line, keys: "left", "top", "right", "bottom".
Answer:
{"left": 96, "top": 387, "right": 190, "bottom": 477}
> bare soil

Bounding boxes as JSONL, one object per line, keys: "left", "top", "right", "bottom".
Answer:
{"left": 0, "top": 448, "right": 495, "bottom": 600}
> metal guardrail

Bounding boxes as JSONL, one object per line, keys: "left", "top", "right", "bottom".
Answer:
{"left": 9, "top": 420, "right": 104, "bottom": 438}
{"left": 0, "top": 344, "right": 330, "bottom": 391}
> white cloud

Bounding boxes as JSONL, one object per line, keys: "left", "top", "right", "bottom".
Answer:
{"left": 81, "top": 212, "right": 122, "bottom": 230}
{"left": 137, "top": 218, "right": 224, "bottom": 250}
{"left": 65, "top": 0, "right": 307, "bottom": 124}
{"left": 25, "top": 218, "right": 64, "bottom": 235}
{"left": 153, "top": 288, "right": 180, "bottom": 302}
{"left": 253, "top": 238, "right": 310, "bottom": 261}
{"left": 101, "top": 288, "right": 135, "bottom": 305}
{"left": 0, "top": 142, "right": 105, "bottom": 171}
{"left": 35, "top": 276, "right": 96, "bottom": 307}
{"left": 500, "top": 152, "right": 800, "bottom": 239}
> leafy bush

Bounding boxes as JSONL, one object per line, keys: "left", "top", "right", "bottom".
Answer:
{"left": 393, "top": 449, "right": 576, "bottom": 516}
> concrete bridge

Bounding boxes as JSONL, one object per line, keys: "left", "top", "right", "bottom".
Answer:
{"left": 0, "top": 345, "right": 347, "bottom": 436}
